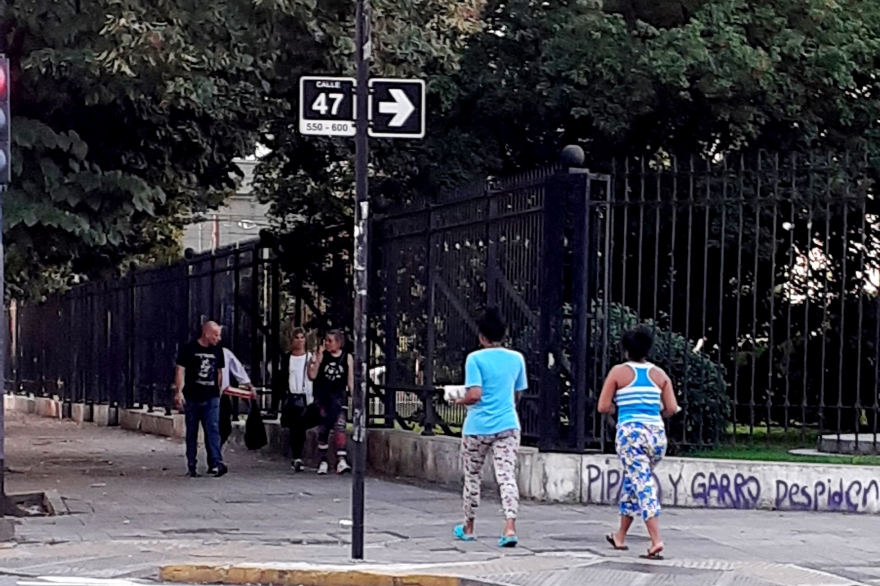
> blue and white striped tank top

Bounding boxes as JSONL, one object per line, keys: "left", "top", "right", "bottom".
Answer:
{"left": 615, "top": 361, "right": 663, "bottom": 424}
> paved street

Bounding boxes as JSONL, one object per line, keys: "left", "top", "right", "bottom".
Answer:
{"left": 1, "top": 411, "right": 879, "bottom": 586}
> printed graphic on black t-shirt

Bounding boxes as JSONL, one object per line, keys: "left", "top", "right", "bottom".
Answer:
{"left": 176, "top": 340, "right": 225, "bottom": 403}
{"left": 314, "top": 351, "right": 348, "bottom": 406}
{"left": 322, "top": 361, "right": 345, "bottom": 382}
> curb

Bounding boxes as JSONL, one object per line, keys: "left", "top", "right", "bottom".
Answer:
{"left": 159, "top": 564, "right": 496, "bottom": 586}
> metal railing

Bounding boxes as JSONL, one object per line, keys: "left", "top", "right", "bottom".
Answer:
{"left": 370, "top": 152, "right": 880, "bottom": 453}
{"left": 10, "top": 151, "right": 880, "bottom": 455}
{"left": 370, "top": 170, "right": 556, "bottom": 444}
{"left": 9, "top": 240, "right": 283, "bottom": 413}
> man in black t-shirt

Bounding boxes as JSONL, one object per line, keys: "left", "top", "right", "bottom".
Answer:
{"left": 175, "top": 321, "right": 227, "bottom": 477}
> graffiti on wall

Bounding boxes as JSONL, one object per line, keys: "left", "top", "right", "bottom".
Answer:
{"left": 773, "top": 478, "right": 879, "bottom": 512}
{"left": 584, "top": 464, "right": 880, "bottom": 513}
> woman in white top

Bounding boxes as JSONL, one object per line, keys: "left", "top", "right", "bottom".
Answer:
{"left": 277, "top": 327, "right": 314, "bottom": 471}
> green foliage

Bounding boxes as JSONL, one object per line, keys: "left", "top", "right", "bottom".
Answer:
{"left": 10, "top": 0, "right": 880, "bottom": 311}
{"left": 465, "top": 0, "right": 880, "bottom": 161}
{"left": 3, "top": 0, "right": 485, "bottom": 300}
{"left": 253, "top": 0, "right": 486, "bottom": 323}
{"left": 4, "top": 0, "right": 278, "bottom": 299}
{"left": 263, "top": 0, "right": 880, "bottom": 322}
{"left": 597, "top": 302, "right": 732, "bottom": 453}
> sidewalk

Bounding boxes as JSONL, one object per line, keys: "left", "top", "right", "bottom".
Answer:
{"left": 2, "top": 411, "right": 879, "bottom": 586}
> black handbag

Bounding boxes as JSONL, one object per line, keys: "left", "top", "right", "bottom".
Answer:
{"left": 244, "top": 400, "right": 268, "bottom": 450}
{"left": 280, "top": 394, "right": 306, "bottom": 428}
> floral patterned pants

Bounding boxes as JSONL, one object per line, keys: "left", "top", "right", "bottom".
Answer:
{"left": 461, "top": 430, "right": 520, "bottom": 520}
{"left": 616, "top": 422, "right": 667, "bottom": 521}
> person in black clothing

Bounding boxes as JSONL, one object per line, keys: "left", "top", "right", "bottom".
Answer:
{"left": 175, "top": 321, "right": 227, "bottom": 478}
{"left": 306, "top": 329, "right": 354, "bottom": 475}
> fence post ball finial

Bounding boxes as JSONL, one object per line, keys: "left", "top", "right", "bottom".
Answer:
{"left": 561, "top": 145, "right": 585, "bottom": 167}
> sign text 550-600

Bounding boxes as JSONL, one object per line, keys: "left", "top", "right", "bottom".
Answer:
{"left": 300, "top": 121, "right": 356, "bottom": 137}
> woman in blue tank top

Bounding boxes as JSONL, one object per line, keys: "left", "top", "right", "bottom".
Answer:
{"left": 598, "top": 326, "right": 679, "bottom": 560}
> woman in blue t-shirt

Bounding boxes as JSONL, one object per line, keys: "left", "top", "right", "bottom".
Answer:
{"left": 453, "top": 308, "right": 527, "bottom": 548}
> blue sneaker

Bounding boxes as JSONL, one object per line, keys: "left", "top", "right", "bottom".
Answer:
{"left": 453, "top": 525, "right": 476, "bottom": 542}
{"left": 498, "top": 534, "right": 518, "bottom": 548}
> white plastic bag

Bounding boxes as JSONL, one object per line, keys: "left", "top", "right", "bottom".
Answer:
{"left": 443, "top": 385, "right": 467, "bottom": 403}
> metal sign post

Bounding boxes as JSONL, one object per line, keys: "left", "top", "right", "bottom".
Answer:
{"left": 351, "top": 0, "right": 371, "bottom": 562}
{"left": 297, "top": 2, "right": 425, "bottom": 559}
{"left": 0, "top": 45, "right": 10, "bottom": 518}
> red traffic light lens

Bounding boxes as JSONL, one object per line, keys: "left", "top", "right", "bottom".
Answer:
{"left": 0, "top": 65, "right": 6, "bottom": 99}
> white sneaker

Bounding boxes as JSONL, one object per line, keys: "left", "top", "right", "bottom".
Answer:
{"left": 317, "top": 461, "right": 329, "bottom": 475}
{"left": 336, "top": 458, "right": 352, "bottom": 474}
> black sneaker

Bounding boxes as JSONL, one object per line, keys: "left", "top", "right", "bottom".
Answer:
{"left": 186, "top": 470, "right": 200, "bottom": 478}
{"left": 212, "top": 464, "right": 228, "bottom": 478}
{"left": 292, "top": 459, "right": 304, "bottom": 472}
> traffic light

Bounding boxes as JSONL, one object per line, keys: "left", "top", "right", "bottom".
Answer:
{"left": 0, "top": 56, "right": 9, "bottom": 184}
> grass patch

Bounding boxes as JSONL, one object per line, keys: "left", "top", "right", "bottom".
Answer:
{"left": 690, "top": 445, "right": 880, "bottom": 465}
{"left": 689, "top": 425, "right": 880, "bottom": 465}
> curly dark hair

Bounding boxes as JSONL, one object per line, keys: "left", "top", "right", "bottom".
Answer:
{"left": 477, "top": 307, "right": 507, "bottom": 343}
{"left": 621, "top": 325, "right": 653, "bottom": 361}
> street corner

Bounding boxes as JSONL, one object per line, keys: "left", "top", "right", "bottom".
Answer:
{"left": 159, "top": 563, "right": 469, "bottom": 586}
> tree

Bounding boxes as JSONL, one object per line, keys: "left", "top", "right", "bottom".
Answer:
{"left": 261, "top": 0, "right": 880, "bottom": 326}
{"left": 252, "top": 0, "right": 487, "bottom": 325}
{"left": 3, "top": 0, "right": 279, "bottom": 300}
{"left": 3, "top": 0, "right": 486, "bottom": 307}
{"left": 253, "top": 0, "right": 880, "bottom": 442}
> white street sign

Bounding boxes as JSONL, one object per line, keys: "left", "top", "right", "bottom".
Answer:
{"left": 298, "top": 76, "right": 426, "bottom": 139}
{"left": 368, "top": 79, "right": 425, "bottom": 139}
{"left": 378, "top": 89, "right": 416, "bottom": 127}
{"left": 299, "top": 76, "right": 356, "bottom": 137}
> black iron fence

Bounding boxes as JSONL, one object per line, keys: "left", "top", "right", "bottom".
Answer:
{"left": 588, "top": 153, "right": 880, "bottom": 452}
{"left": 370, "top": 152, "right": 880, "bottom": 453}
{"left": 10, "top": 151, "right": 880, "bottom": 454}
{"left": 369, "top": 169, "right": 573, "bottom": 443}
{"left": 9, "top": 241, "right": 284, "bottom": 413}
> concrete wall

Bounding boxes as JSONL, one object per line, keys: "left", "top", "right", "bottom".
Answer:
{"left": 580, "top": 455, "right": 880, "bottom": 514}
{"left": 365, "top": 429, "right": 880, "bottom": 514}
{"left": 8, "top": 395, "right": 880, "bottom": 514}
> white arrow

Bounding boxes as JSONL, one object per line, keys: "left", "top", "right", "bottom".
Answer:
{"left": 378, "top": 89, "right": 415, "bottom": 127}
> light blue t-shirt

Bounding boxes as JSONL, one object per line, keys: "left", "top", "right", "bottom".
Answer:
{"left": 462, "top": 347, "right": 528, "bottom": 436}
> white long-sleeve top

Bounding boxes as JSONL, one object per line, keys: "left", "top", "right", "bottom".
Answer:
{"left": 221, "top": 348, "right": 251, "bottom": 392}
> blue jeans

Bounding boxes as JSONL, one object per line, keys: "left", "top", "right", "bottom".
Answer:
{"left": 185, "top": 397, "right": 223, "bottom": 471}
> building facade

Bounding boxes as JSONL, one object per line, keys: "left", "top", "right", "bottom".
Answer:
{"left": 181, "top": 159, "right": 272, "bottom": 252}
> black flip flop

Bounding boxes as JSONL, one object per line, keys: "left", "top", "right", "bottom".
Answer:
{"left": 605, "top": 534, "right": 628, "bottom": 551}
{"left": 639, "top": 546, "right": 665, "bottom": 560}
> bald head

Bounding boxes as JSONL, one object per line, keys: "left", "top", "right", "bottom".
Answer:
{"left": 200, "top": 321, "right": 222, "bottom": 346}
